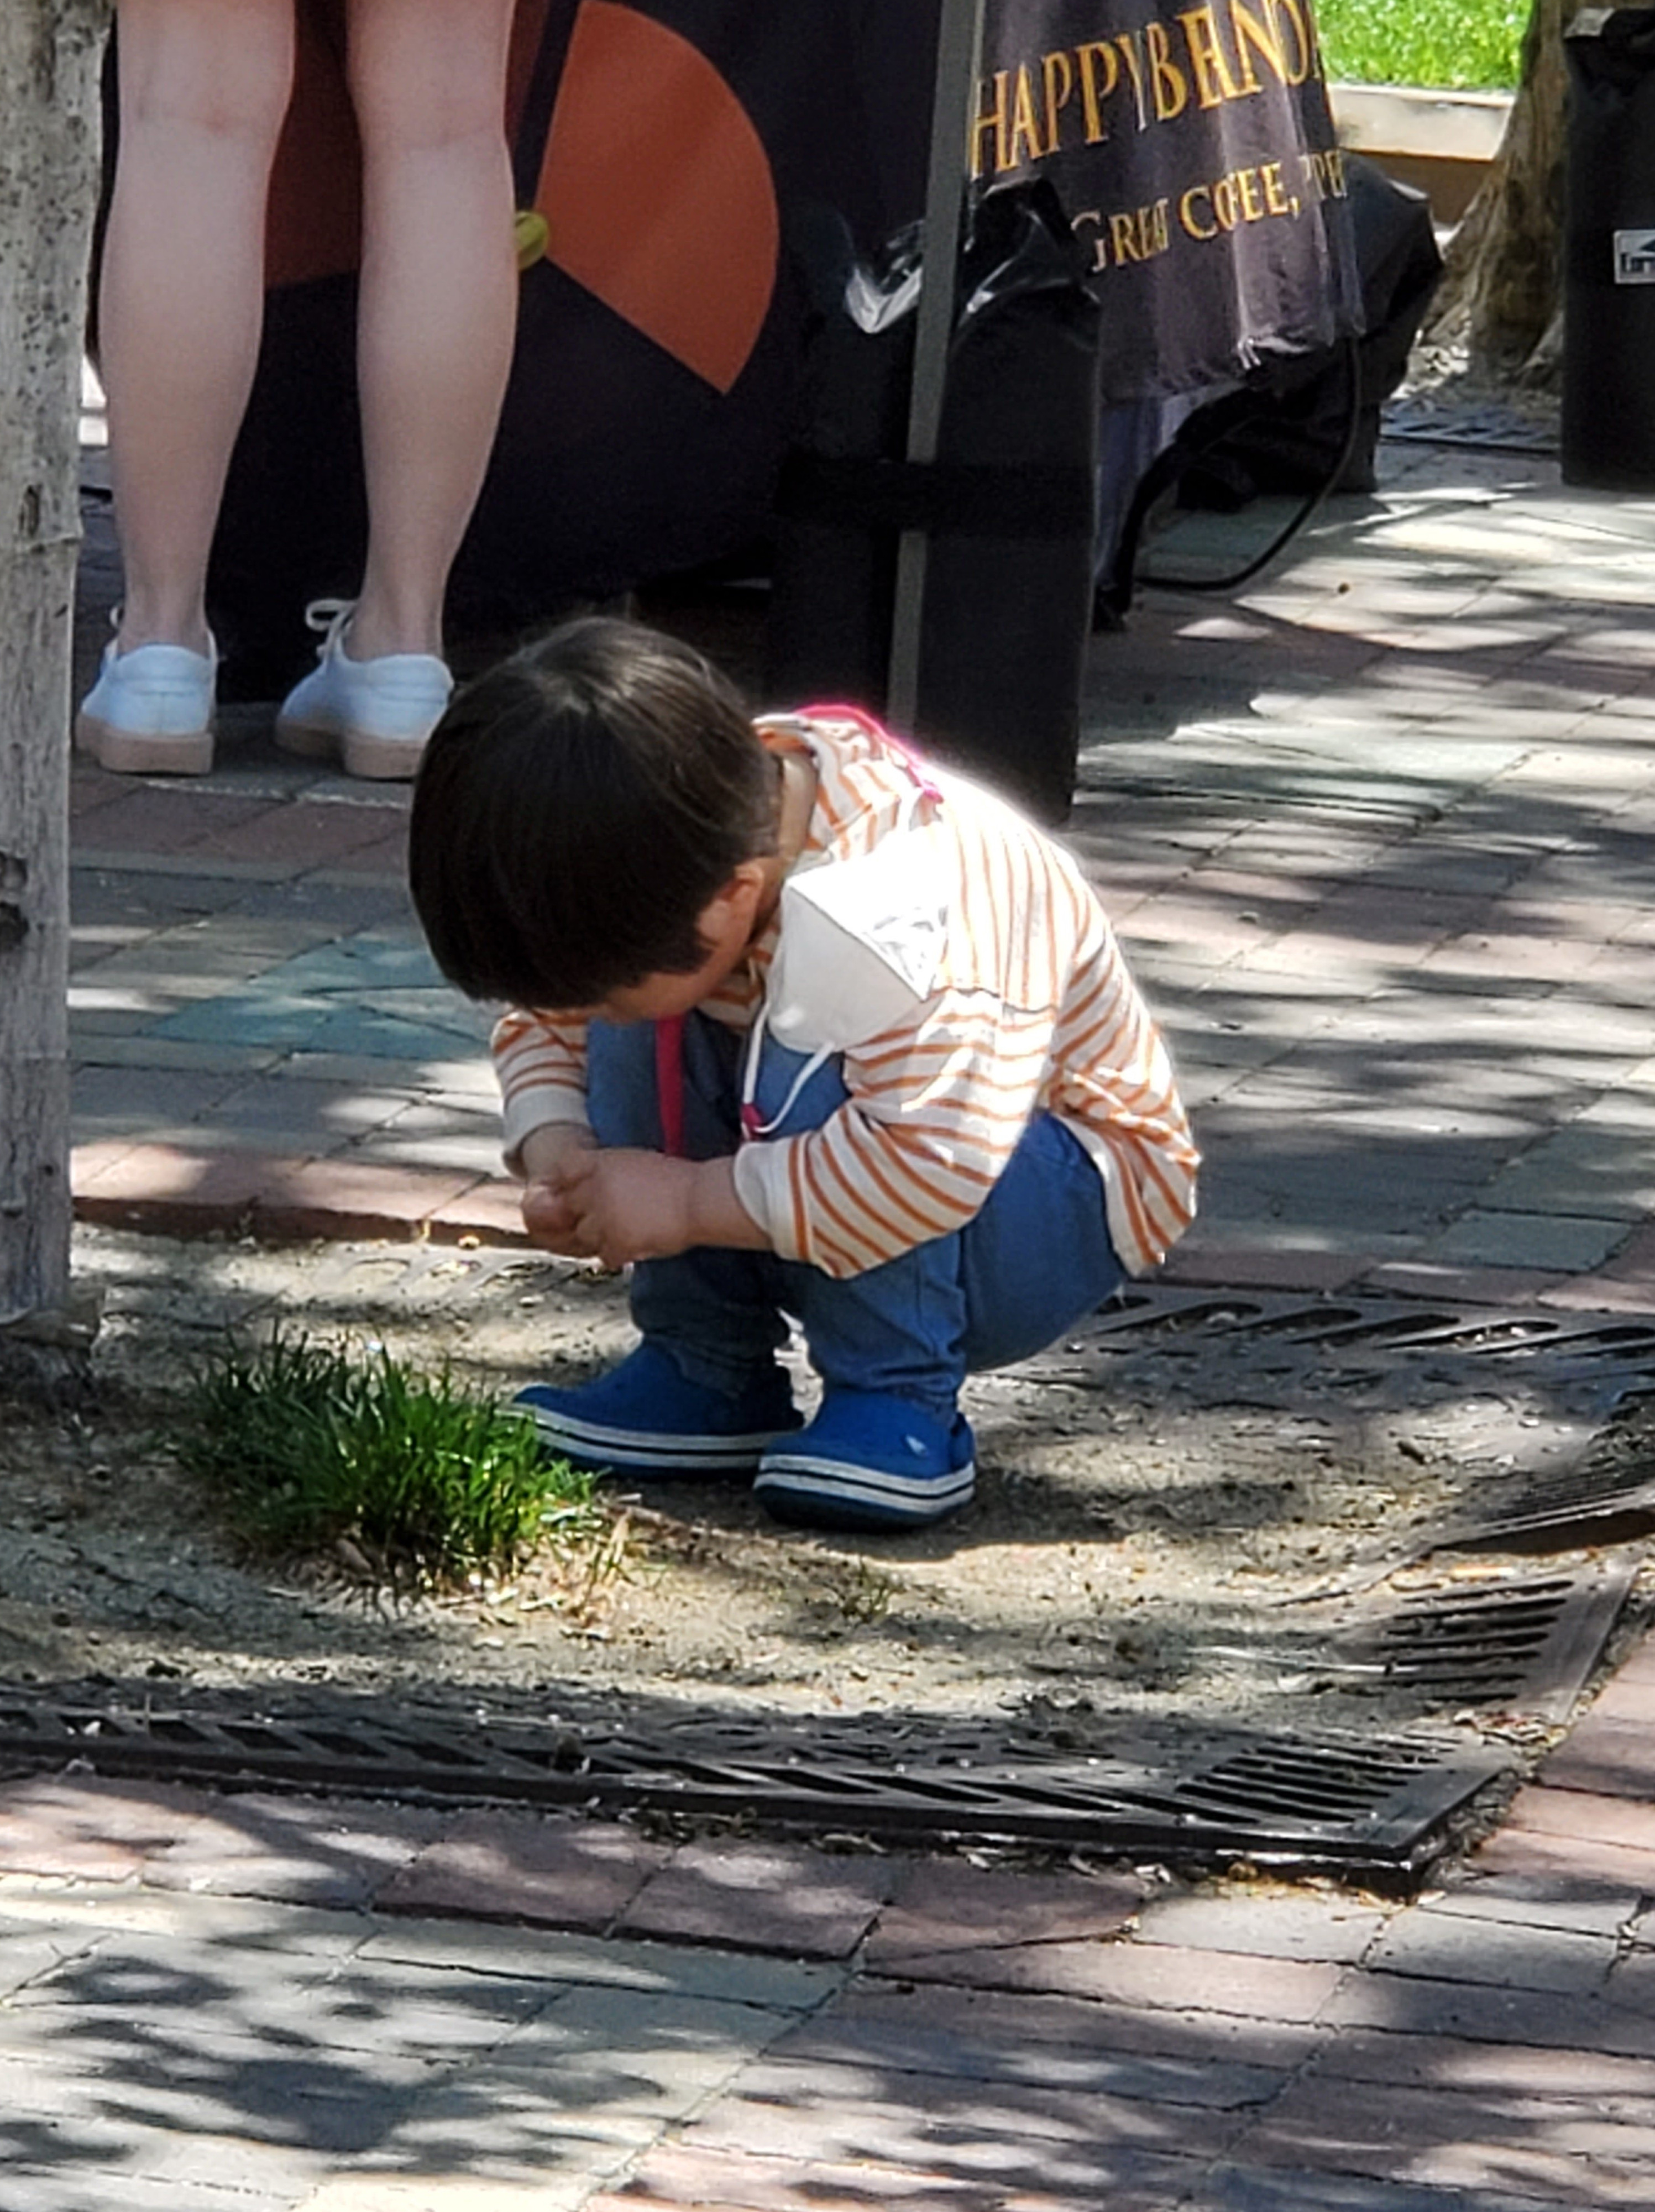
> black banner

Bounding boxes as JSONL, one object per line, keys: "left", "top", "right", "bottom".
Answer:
{"left": 980, "top": 0, "right": 1362, "bottom": 398}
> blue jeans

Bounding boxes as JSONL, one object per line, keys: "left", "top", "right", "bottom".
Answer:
{"left": 586, "top": 1011, "right": 1128, "bottom": 1423}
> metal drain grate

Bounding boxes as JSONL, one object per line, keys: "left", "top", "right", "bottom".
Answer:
{"left": 1429, "top": 1459, "right": 1655, "bottom": 1556}
{"left": 1329, "top": 1559, "right": 1638, "bottom": 1722}
{"left": 1044, "top": 1291, "right": 1655, "bottom": 1381}
{"left": 1010, "top": 1288, "right": 1655, "bottom": 1569}
{"left": 0, "top": 1682, "right": 1506, "bottom": 1883}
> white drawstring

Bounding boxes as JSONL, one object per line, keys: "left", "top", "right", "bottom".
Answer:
{"left": 739, "top": 1010, "right": 834, "bottom": 1142}
{"left": 739, "top": 724, "right": 940, "bottom": 1142}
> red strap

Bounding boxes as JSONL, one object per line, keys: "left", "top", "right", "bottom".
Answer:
{"left": 654, "top": 1014, "right": 686, "bottom": 1158}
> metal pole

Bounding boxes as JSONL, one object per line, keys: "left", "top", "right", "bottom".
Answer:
{"left": 886, "top": 0, "right": 987, "bottom": 731}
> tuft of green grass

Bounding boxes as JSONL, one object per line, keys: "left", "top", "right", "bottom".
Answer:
{"left": 1317, "top": 0, "right": 1526, "bottom": 91}
{"left": 174, "top": 1330, "right": 605, "bottom": 1593}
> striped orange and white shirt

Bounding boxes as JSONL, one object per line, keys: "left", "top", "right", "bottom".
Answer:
{"left": 493, "top": 710, "right": 1197, "bottom": 1280}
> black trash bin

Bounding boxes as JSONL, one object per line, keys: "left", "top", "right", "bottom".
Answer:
{"left": 1563, "top": 6, "right": 1655, "bottom": 488}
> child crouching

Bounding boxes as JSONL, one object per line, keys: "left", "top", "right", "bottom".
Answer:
{"left": 409, "top": 617, "right": 1198, "bottom": 1533}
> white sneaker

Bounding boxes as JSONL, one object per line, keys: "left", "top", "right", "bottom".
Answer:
{"left": 75, "top": 631, "right": 217, "bottom": 775}
{"left": 274, "top": 599, "right": 453, "bottom": 782}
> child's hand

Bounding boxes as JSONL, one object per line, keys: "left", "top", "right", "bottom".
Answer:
{"left": 519, "top": 1125, "right": 599, "bottom": 1256}
{"left": 558, "top": 1148, "right": 698, "bottom": 1269}
{"left": 521, "top": 1175, "right": 599, "bottom": 1257}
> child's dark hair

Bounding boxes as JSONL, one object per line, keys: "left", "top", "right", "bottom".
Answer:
{"left": 410, "top": 617, "right": 780, "bottom": 1009}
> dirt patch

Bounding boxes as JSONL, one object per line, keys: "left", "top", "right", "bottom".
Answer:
{"left": 3, "top": 1227, "right": 1652, "bottom": 1768}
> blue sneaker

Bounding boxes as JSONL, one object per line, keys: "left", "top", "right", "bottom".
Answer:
{"left": 513, "top": 1341, "right": 800, "bottom": 1479}
{"left": 753, "top": 1391, "right": 975, "bottom": 1532}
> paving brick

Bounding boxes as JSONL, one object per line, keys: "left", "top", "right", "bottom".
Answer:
{"left": 0, "top": 2032, "right": 436, "bottom": 2152}
{"left": 351, "top": 1128, "right": 505, "bottom": 1176}
{"left": 685, "top": 2065, "right": 1232, "bottom": 2195}
{"left": 143, "top": 1791, "right": 446, "bottom": 1906}
{"left": 0, "top": 2169, "right": 295, "bottom": 2211}
{"left": 1128, "top": 1888, "right": 1390, "bottom": 1964}
{"left": 1416, "top": 1210, "right": 1632, "bottom": 1272}
{"left": 70, "top": 861, "right": 262, "bottom": 922}
{"left": 1362, "top": 1911, "right": 1615, "bottom": 1996}
{"left": 359, "top": 1920, "right": 841, "bottom": 2011}
{"left": 1606, "top": 1949, "right": 1655, "bottom": 2016}
{"left": 0, "top": 1776, "right": 206, "bottom": 1879}
{"left": 318, "top": 828, "right": 410, "bottom": 879}
{"left": 1504, "top": 1783, "right": 1655, "bottom": 1855}
{"left": 491, "top": 1975, "right": 799, "bottom": 2082}
{"left": 1538, "top": 1259, "right": 1655, "bottom": 1314}
{"left": 863, "top": 1857, "right": 1143, "bottom": 1964}
{"left": 378, "top": 1809, "right": 671, "bottom": 1929}
{"left": 1191, "top": 2167, "right": 1581, "bottom": 2212}
{"left": 775, "top": 1985, "right": 1286, "bottom": 2108}
{"left": 1321, "top": 1974, "right": 1655, "bottom": 2059}
{"left": 233, "top": 1948, "right": 552, "bottom": 2056}
{"left": 67, "top": 1136, "right": 142, "bottom": 1191}
{"left": 810, "top": 1976, "right": 1324, "bottom": 2071}
{"left": 1303, "top": 2025, "right": 1655, "bottom": 2112}
{"left": 71, "top": 784, "right": 280, "bottom": 858}
{"left": 243, "top": 1155, "right": 483, "bottom": 1240}
{"left": 619, "top": 1838, "right": 893, "bottom": 1957}
{"left": 0, "top": 1922, "right": 120, "bottom": 2001}
{"left": 1606, "top": 1627, "right": 1655, "bottom": 1681}
{"left": 1229, "top": 2069, "right": 1655, "bottom": 2204}
{"left": 1582, "top": 1219, "right": 1655, "bottom": 1298}
{"left": 591, "top": 2140, "right": 1077, "bottom": 2208}
{"left": 424, "top": 1177, "right": 532, "bottom": 1246}
{"left": 72, "top": 1063, "right": 249, "bottom": 1135}
{"left": 1417, "top": 1872, "right": 1640, "bottom": 1941}
{"left": 1591, "top": 1638, "right": 1655, "bottom": 1721}
{"left": 1362, "top": 1260, "right": 1574, "bottom": 1307}
{"left": 0, "top": 1879, "right": 375, "bottom": 1968}
{"left": 1464, "top": 1825, "right": 1655, "bottom": 1896}
{"left": 316, "top": 2077, "right": 654, "bottom": 2192}
{"left": 1161, "top": 1244, "right": 1370, "bottom": 1294}
{"left": 73, "top": 1034, "right": 284, "bottom": 1077}
{"left": 71, "top": 1140, "right": 273, "bottom": 1230}
{"left": 869, "top": 1935, "right": 1346, "bottom": 2020}
{"left": 184, "top": 797, "right": 406, "bottom": 871}
{"left": 299, "top": 2182, "right": 609, "bottom": 2210}
{"left": 202, "top": 1075, "right": 414, "bottom": 1141}
{"left": 1539, "top": 1714, "right": 1655, "bottom": 1800}
{"left": 9, "top": 2109, "right": 327, "bottom": 2198}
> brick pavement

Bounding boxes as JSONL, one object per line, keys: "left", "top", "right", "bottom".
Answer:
{"left": 69, "top": 443, "right": 1655, "bottom": 1311}
{"left": 29, "top": 416, "right": 1655, "bottom": 2203}
{"left": 3, "top": 1617, "right": 1655, "bottom": 2207}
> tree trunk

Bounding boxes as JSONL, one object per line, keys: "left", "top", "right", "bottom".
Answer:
{"left": 1422, "top": 0, "right": 1571, "bottom": 382}
{"left": 0, "top": 2, "right": 108, "bottom": 1380}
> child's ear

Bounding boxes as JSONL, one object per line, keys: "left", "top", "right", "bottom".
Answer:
{"left": 711, "top": 859, "right": 768, "bottom": 919}
{"left": 695, "top": 859, "right": 769, "bottom": 948}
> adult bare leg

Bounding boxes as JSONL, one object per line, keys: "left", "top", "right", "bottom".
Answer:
{"left": 344, "top": 0, "right": 517, "bottom": 664}
{"left": 99, "top": 0, "right": 296, "bottom": 658}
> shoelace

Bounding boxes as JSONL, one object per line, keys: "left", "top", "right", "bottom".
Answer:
{"left": 301, "top": 597, "right": 357, "bottom": 658}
